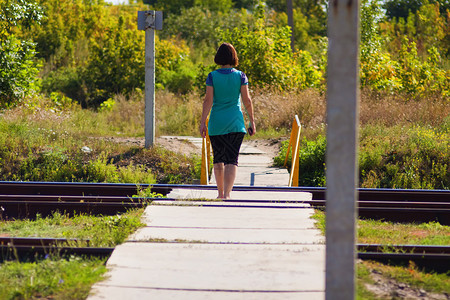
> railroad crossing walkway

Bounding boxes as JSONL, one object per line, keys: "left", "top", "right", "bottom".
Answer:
{"left": 88, "top": 137, "right": 325, "bottom": 299}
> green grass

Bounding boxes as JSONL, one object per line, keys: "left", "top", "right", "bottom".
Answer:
{"left": 0, "top": 209, "right": 146, "bottom": 299}
{"left": 0, "top": 110, "right": 198, "bottom": 183}
{"left": 358, "top": 219, "right": 450, "bottom": 246}
{"left": 357, "top": 260, "right": 450, "bottom": 297}
{"left": 0, "top": 257, "right": 107, "bottom": 300}
{"left": 359, "top": 124, "right": 449, "bottom": 189}
{"left": 311, "top": 210, "right": 450, "bottom": 297}
{"left": 0, "top": 209, "right": 145, "bottom": 247}
{"left": 312, "top": 210, "right": 450, "bottom": 246}
{"left": 357, "top": 263, "right": 379, "bottom": 300}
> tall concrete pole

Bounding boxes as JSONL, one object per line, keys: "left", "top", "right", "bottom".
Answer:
{"left": 325, "top": 0, "right": 360, "bottom": 299}
{"left": 144, "top": 24, "right": 155, "bottom": 148}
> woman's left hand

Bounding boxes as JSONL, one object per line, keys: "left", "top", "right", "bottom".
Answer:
{"left": 200, "top": 123, "right": 207, "bottom": 138}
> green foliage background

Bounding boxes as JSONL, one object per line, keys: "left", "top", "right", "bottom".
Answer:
{"left": 1, "top": 0, "right": 449, "bottom": 107}
{"left": 0, "top": 0, "right": 449, "bottom": 189}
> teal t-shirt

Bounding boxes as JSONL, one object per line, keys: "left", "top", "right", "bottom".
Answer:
{"left": 206, "top": 68, "right": 249, "bottom": 136}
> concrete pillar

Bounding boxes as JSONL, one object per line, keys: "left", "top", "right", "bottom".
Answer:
{"left": 325, "top": 0, "right": 360, "bottom": 299}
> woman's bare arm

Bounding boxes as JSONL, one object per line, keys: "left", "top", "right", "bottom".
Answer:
{"left": 241, "top": 84, "right": 256, "bottom": 136}
{"left": 200, "top": 85, "right": 214, "bottom": 138}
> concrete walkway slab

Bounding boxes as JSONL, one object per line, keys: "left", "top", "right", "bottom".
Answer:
{"left": 136, "top": 205, "right": 317, "bottom": 230}
{"left": 89, "top": 243, "right": 325, "bottom": 299}
{"left": 130, "top": 227, "right": 323, "bottom": 244}
{"left": 89, "top": 288, "right": 323, "bottom": 300}
{"left": 129, "top": 203, "right": 323, "bottom": 248}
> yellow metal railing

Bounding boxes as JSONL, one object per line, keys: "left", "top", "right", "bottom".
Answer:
{"left": 284, "top": 115, "right": 302, "bottom": 187}
{"left": 200, "top": 127, "right": 211, "bottom": 185}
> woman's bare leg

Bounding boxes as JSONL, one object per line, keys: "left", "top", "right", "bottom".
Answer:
{"left": 214, "top": 163, "right": 225, "bottom": 198}
{"left": 223, "top": 164, "right": 237, "bottom": 199}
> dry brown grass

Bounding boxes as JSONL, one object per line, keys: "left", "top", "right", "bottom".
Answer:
{"left": 360, "top": 89, "right": 450, "bottom": 127}
{"left": 153, "top": 88, "right": 448, "bottom": 138}
{"left": 4, "top": 88, "right": 447, "bottom": 140}
{"left": 155, "top": 90, "right": 203, "bottom": 136}
{"left": 109, "top": 93, "right": 145, "bottom": 130}
{"left": 252, "top": 88, "right": 326, "bottom": 138}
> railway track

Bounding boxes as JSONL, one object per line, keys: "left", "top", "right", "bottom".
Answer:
{"left": 1, "top": 236, "right": 448, "bottom": 272}
{"left": 0, "top": 181, "right": 448, "bottom": 224}
{"left": 0, "top": 237, "right": 113, "bottom": 262}
{"left": 357, "top": 244, "right": 450, "bottom": 273}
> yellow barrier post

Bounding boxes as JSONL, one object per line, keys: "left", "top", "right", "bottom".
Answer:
{"left": 284, "top": 115, "right": 301, "bottom": 187}
{"left": 200, "top": 123, "right": 211, "bottom": 185}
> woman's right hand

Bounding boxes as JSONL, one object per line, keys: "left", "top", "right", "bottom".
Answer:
{"left": 248, "top": 122, "right": 256, "bottom": 136}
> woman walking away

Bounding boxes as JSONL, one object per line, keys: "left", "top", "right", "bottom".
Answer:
{"left": 199, "top": 43, "right": 256, "bottom": 199}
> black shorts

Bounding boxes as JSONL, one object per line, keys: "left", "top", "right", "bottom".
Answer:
{"left": 209, "top": 132, "right": 245, "bottom": 165}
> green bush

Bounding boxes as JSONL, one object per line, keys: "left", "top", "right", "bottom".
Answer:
{"left": 41, "top": 67, "right": 85, "bottom": 105}
{"left": 0, "top": 0, "right": 43, "bottom": 108}
{"left": 275, "top": 127, "right": 449, "bottom": 189}
{"left": 84, "top": 153, "right": 156, "bottom": 184}
{"left": 360, "top": 125, "right": 449, "bottom": 189}
{"left": 0, "top": 36, "right": 42, "bottom": 108}
{"left": 274, "top": 135, "right": 326, "bottom": 187}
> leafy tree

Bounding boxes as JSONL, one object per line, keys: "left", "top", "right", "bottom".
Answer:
{"left": 271, "top": 9, "right": 311, "bottom": 50}
{"left": 396, "top": 38, "right": 449, "bottom": 97}
{"left": 266, "top": 0, "right": 326, "bottom": 39}
{"left": 360, "top": 0, "right": 404, "bottom": 92}
{"left": 0, "top": 0, "right": 43, "bottom": 108}
{"left": 380, "top": 2, "right": 448, "bottom": 57}
{"left": 415, "top": 2, "right": 446, "bottom": 54}
{"left": 218, "top": 11, "right": 322, "bottom": 90}
{"left": 82, "top": 15, "right": 145, "bottom": 107}
{"left": 30, "top": 0, "right": 104, "bottom": 65}
{"left": 144, "top": 0, "right": 232, "bottom": 15}
{"left": 233, "top": 0, "right": 258, "bottom": 9}
{"left": 154, "top": 36, "right": 196, "bottom": 94}
{"left": 193, "top": 0, "right": 233, "bottom": 12}
{"left": 383, "top": 0, "right": 424, "bottom": 20}
{"left": 384, "top": 0, "right": 449, "bottom": 20}
{"left": 162, "top": 6, "right": 249, "bottom": 48}
{"left": 143, "top": 0, "right": 194, "bottom": 15}
{"left": 360, "top": 1, "right": 449, "bottom": 97}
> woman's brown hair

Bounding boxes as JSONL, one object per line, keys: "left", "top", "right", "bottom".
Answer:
{"left": 214, "top": 43, "right": 239, "bottom": 66}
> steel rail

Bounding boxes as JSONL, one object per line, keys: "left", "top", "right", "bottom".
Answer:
{"left": 357, "top": 244, "right": 450, "bottom": 254}
{"left": 0, "top": 182, "right": 448, "bottom": 223}
{"left": 1, "top": 236, "right": 448, "bottom": 271}
{"left": 1, "top": 195, "right": 448, "bottom": 208}
{"left": 0, "top": 237, "right": 89, "bottom": 246}
{"left": 0, "top": 200, "right": 146, "bottom": 219}
{"left": 0, "top": 236, "right": 113, "bottom": 262}
{"left": 152, "top": 184, "right": 450, "bottom": 202}
{"left": 0, "top": 181, "right": 168, "bottom": 196}
{"left": 356, "top": 244, "right": 450, "bottom": 273}
{"left": 1, "top": 181, "right": 449, "bottom": 202}
{"left": 1, "top": 199, "right": 448, "bottom": 224}
{"left": 0, "top": 245, "right": 114, "bottom": 262}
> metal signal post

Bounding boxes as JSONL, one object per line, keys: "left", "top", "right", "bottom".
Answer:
{"left": 138, "top": 11, "right": 162, "bottom": 148}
